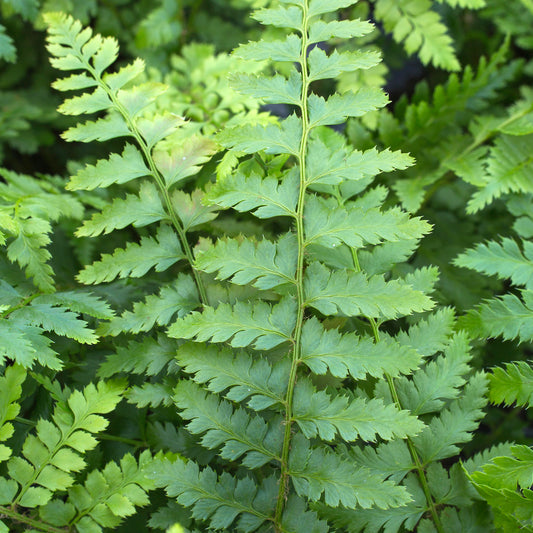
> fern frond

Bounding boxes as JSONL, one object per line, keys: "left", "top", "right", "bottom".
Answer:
{"left": 308, "top": 90, "right": 388, "bottom": 128}
{"left": 307, "top": 137, "right": 414, "bottom": 186}
{"left": 289, "top": 435, "right": 410, "bottom": 509}
{"left": 40, "top": 451, "right": 155, "bottom": 531}
{"left": 99, "top": 274, "right": 199, "bottom": 336}
{"left": 0, "top": 169, "right": 83, "bottom": 292}
{"left": 152, "top": 457, "right": 276, "bottom": 532}
{"left": 77, "top": 224, "right": 184, "bottom": 284}
{"left": 304, "top": 196, "right": 431, "bottom": 249}
{"left": 67, "top": 144, "right": 149, "bottom": 191}
{"left": 46, "top": 11, "right": 214, "bottom": 308}
{"left": 0, "top": 365, "right": 25, "bottom": 463}
{"left": 466, "top": 134, "right": 533, "bottom": 213}
{"left": 374, "top": 0, "right": 460, "bottom": 71}
{"left": 293, "top": 379, "right": 423, "bottom": 442}
{"left": 413, "top": 373, "right": 488, "bottom": 463}
{"left": 76, "top": 181, "right": 168, "bottom": 237}
{"left": 98, "top": 335, "right": 178, "bottom": 378}
{"left": 0, "top": 283, "right": 113, "bottom": 369}
{"left": 489, "top": 361, "right": 533, "bottom": 408}
{"left": 455, "top": 237, "right": 533, "bottom": 289}
{"left": 206, "top": 169, "right": 298, "bottom": 218}
{"left": 175, "top": 381, "right": 283, "bottom": 468}
{"left": 218, "top": 113, "right": 302, "bottom": 156}
{"left": 460, "top": 290, "right": 533, "bottom": 343}
{"left": 307, "top": 47, "right": 381, "bottom": 82}
{"left": 393, "top": 332, "right": 473, "bottom": 415}
{"left": 171, "top": 189, "right": 219, "bottom": 232}
{"left": 176, "top": 343, "right": 288, "bottom": 411}
{"left": 4, "top": 379, "right": 124, "bottom": 509}
{"left": 304, "top": 262, "right": 434, "bottom": 319}
{"left": 168, "top": 298, "right": 297, "bottom": 350}
{"left": 469, "top": 445, "right": 533, "bottom": 532}
{"left": 300, "top": 317, "right": 422, "bottom": 379}
{"left": 195, "top": 234, "right": 297, "bottom": 291}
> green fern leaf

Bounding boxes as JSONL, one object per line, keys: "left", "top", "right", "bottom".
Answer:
{"left": 0, "top": 365, "right": 26, "bottom": 462}
{"left": 293, "top": 379, "right": 423, "bottom": 442}
{"left": 175, "top": 381, "right": 283, "bottom": 468}
{"left": 218, "top": 114, "right": 302, "bottom": 156}
{"left": 471, "top": 445, "right": 533, "bottom": 492}
{"left": 98, "top": 335, "right": 178, "bottom": 378}
{"left": 307, "top": 0, "right": 360, "bottom": 17}
{"left": 176, "top": 343, "right": 288, "bottom": 410}
{"left": 289, "top": 435, "right": 410, "bottom": 509}
{"left": 304, "top": 262, "right": 434, "bottom": 319}
{"left": 300, "top": 317, "right": 421, "bottom": 379}
{"left": 234, "top": 35, "right": 301, "bottom": 62}
{"left": 413, "top": 373, "right": 488, "bottom": 463}
{"left": 58, "top": 87, "right": 112, "bottom": 116}
{"left": 307, "top": 138, "right": 414, "bottom": 186}
{"left": 308, "top": 47, "right": 381, "bottom": 82}
{"left": 195, "top": 234, "right": 297, "bottom": 290}
{"left": 63, "top": 113, "right": 132, "bottom": 143}
{"left": 395, "top": 333, "right": 473, "bottom": 415}
{"left": 461, "top": 291, "right": 533, "bottom": 343}
{"left": 231, "top": 72, "right": 302, "bottom": 106}
{"left": 99, "top": 275, "right": 199, "bottom": 336}
{"left": 308, "top": 19, "right": 374, "bottom": 43}
{"left": 281, "top": 495, "right": 328, "bottom": 533}
{"left": 467, "top": 134, "right": 533, "bottom": 213}
{"left": 455, "top": 238, "right": 533, "bottom": 289}
{"left": 152, "top": 457, "right": 276, "bottom": 531}
{"left": 41, "top": 451, "right": 155, "bottom": 531}
{"left": 308, "top": 90, "right": 388, "bottom": 129}
{"left": 36, "top": 291, "right": 115, "bottom": 320}
{"left": 206, "top": 169, "right": 298, "bottom": 218}
{"left": 0, "top": 321, "right": 60, "bottom": 369}
{"left": 0, "top": 25, "right": 16, "bottom": 63}
{"left": 127, "top": 381, "right": 175, "bottom": 408}
{"left": 153, "top": 136, "right": 216, "bottom": 188}
{"left": 67, "top": 144, "right": 149, "bottom": 191}
{"left": 5, "top": 218, "right": 54, "bottom": 292}
{"left": 168, "top": 298, "right": 297, "bottom": 350}
{"left": 375, "top": 0, "right": 460, "bottom": 71}
{"left": 77, "top": 181, "right": 167, "bottom": 237}
{"left": 252, "top": 5, "right": 303, "bottom": 30}
{"left": 171, "top": 189, "right": 219, "bottom": 232}
{"left": 7, "top": 379, "right": 125, "bottom": 509}
{"left": 78, "top": 224, "right": 184, "bottom": 284}
{"left": 489, "top": 361, "right": 533, "bottom": 408}
{"left": 8, "top": 302, "right": 98, "bottom": 344}
{"left": 395, "top": 307, "right": 456, "bottom": 357}
{"left": 304, "top": 197, "right": 431, "bottom": 249}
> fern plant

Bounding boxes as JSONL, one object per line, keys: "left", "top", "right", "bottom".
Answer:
{"left": 0, "top": 367, "right": 155, "bottom": 533}
{"left": 453, "top": 128, "right": 533, "bottom": 531}
{"left": 122, "top": 1, "right": 497, "bottom": 531}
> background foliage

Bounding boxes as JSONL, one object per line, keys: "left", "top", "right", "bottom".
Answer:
{"left": 1, "top": 0, "right": 533, "bottom": 531}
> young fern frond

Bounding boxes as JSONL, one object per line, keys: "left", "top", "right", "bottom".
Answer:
{"left": 44, "top": 11, "right": 217, "bottom": 308}
{"left": 44, "top": 13, "right": 221, "bottom": 410}
{"left": 0, "top": 377, "right": 152, "bottom": 533}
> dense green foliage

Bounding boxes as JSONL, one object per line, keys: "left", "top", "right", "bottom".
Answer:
{"left": 1, "top": 0, "right": 533, "bottom": 531}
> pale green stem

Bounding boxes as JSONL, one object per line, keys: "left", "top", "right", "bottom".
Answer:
{"left": 274, "top": 4, "right": 310, "bottom": 529}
